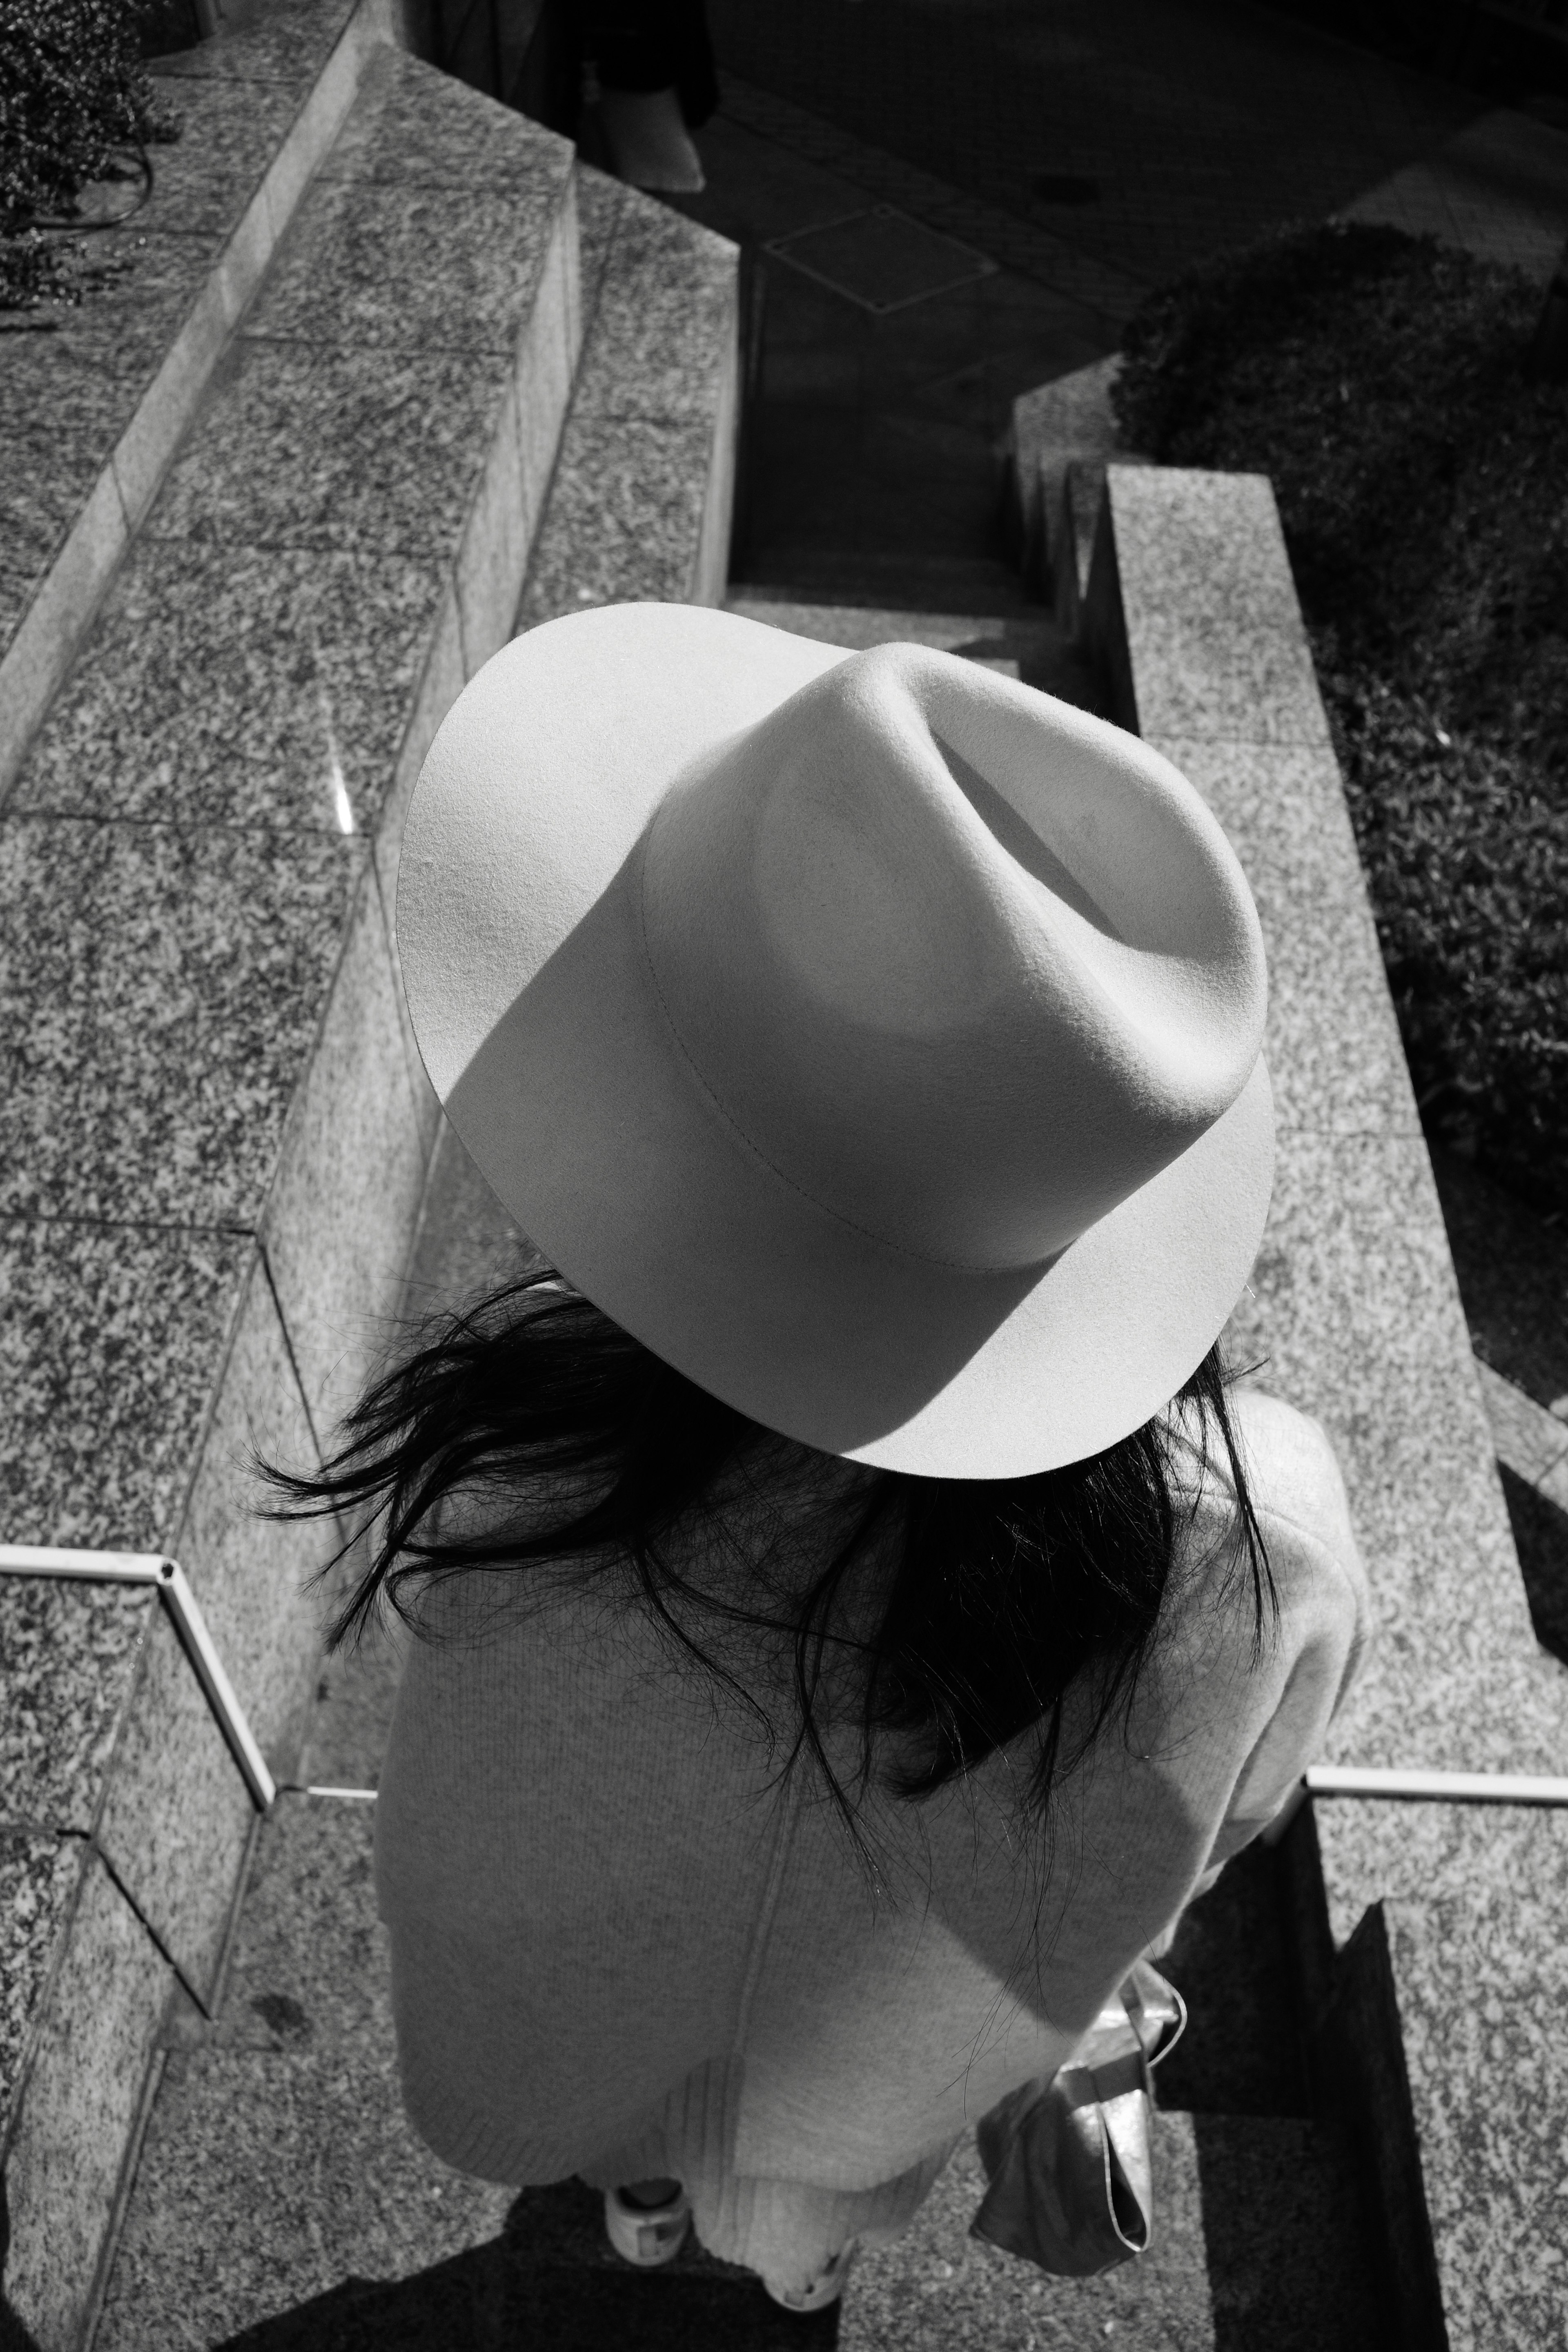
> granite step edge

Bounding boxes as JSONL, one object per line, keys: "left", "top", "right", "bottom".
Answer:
{"left": 0, "top": 0, "right": 417, "bottom": 809}
{"left": 1089, "top": 457, "right": 1568, "bottom": 2348}
{"left": 517, "top": 182, "right": 743, "bottom": 630}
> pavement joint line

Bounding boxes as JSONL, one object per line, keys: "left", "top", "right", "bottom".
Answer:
{"left": 0, "top": 1543, "right": 276, "bottom": 1810}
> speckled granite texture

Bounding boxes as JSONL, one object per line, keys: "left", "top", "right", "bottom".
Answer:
{"left": 95, "top": 1797, "right": 511, "bottom": 2351}
{"left": 0, "top": 1832, "right": 88, "bottom": 2120}
{"left": 0, "top": 0, "right": 391, "bottom": 802}
{"left": 0, "top": 1581, "right": 154, "bottom": 1832}
{"left": 0, "top": 815, "right": 360, "bottom": 1228}
{"left": 1383, "top": 1856, "right": 1568, "bottom": 2351}
{"left": 518, "top": 186, "right": 739, "bottom": 628}
{"left": 244, "top": 173, "right": 567, "bottom": 356}
{"left": 2, "top": 1849, "right": 172, "bottom": 2352}
{"left": 148, "top": 339, "right": 516, "bottom": 555}
{"left": 1104, "top": 467, "right": 1332, "bottom": 748}
{"left": 0, "top": 29, "right": 593, "bottom": 2343}
{"left": 1104, "top": 461, "right": 1568, "bottom": 2348}
{"left": 0, "top": 1216, "right": 253, "bottom": 1550}
{"left": 1152, "top": 738, "right": 1419, "bottom": 1141}
{"left": 15, "top": 542, "right": 447, "bottom": 834}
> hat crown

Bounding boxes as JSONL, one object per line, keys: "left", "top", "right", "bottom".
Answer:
{"left": 641, "top": 642, "right": 1266, "bottom": 1272}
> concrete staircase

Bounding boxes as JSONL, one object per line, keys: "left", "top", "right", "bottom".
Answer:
{"left": 0, "top": 4, "right": 738, "bottom": 2340}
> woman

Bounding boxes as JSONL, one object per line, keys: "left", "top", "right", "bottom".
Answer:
{"left": 280, "top": 606, "right": 1367, "bottom": 2313}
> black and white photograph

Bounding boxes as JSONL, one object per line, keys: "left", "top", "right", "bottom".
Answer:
{"left": 2, "top": 0, "right": 1566, "bottom": 2344}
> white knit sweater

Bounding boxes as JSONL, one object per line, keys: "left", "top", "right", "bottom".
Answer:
{"left": 374, "top": 1390, "right": 1367, "bottom": 2279}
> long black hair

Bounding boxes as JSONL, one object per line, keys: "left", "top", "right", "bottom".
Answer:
{"left": 265, "top": 1267, "right": 1273, "bottom": 1831}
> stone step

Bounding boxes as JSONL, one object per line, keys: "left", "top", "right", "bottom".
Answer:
{"left": 724, "top": 594, "right": 1106, "bottom": 715}
{"left": 517, "top": 169, "right": 742, "bottom": 626}
{"left": 0, "top": 35, "right": 741, "bottom": 2349}
{"left": 0, "top": 0, "right": 412, "bottom": 804}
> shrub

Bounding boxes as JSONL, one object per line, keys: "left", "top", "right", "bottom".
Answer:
{"left": 0, "top": 0, "right": 180, "bottom": 312}
{"left": 1113, "top": 222, "right": 1568, "bottom": 1218}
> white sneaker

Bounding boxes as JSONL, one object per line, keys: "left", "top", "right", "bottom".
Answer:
{"left": 604, "top": 2182, "right": 692, "bottom": 2267}
{"left": 763, "top": 2241, "right": 859, "bottom": 2312}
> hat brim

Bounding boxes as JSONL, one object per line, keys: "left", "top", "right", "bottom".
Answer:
{"left": 399, "top": 604, "right": 1275, "bottom": 1478}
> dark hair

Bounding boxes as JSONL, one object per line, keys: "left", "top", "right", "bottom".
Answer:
{"left": 265, "top": 1268, "right": 1273, "bottom": 1832}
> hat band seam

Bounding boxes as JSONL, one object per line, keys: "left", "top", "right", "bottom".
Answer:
{"left": 633, "top": 833, "right": 1022, "bottom": 1281}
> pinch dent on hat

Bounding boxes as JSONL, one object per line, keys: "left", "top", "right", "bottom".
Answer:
{"left": 640, "top": 641, "right": 1266, "bottom": 1272}
{"left": 399, "top": 602, "right": 1275, "bottom": 1477}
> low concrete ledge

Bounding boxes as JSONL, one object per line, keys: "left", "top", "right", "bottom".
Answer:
{"left": 1083, "top": 460, "right": 1568, "bottom": 2348}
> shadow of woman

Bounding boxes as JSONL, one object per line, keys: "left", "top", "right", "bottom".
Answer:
{"left": 216, "top": 2180, "right": 840, "bottom": 2351}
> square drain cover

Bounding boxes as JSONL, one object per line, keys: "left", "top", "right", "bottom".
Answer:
{"left": 765, "top": 206, "right": 996, "bottom": 314}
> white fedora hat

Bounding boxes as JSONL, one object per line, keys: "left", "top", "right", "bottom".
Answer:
{"left": 398, "top": 602, "right": 1273, "bottom": 1479}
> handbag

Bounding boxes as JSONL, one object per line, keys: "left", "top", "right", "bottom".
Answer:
{"left": 969, "top": 1959, "right": 1187, "bottom": 2277}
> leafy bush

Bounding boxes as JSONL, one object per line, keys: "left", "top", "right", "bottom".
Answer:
{"left": 1, "top": 0, "right": 180, "bottom": 311}
{"left": 1114, "top": 222, "right": 1568, "bottom": 1217}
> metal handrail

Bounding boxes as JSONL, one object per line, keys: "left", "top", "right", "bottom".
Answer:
{"left": 0, "top": 1545, "right": 276, "bottom": 1809}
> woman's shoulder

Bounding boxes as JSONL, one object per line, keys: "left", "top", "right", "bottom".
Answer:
{"left": 1170, "top": 1386, "right": 1371, "bottom": 1646}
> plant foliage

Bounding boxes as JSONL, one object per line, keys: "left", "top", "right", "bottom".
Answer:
{"left": 0, "top": 0, "right": 180, "bottom": 311}
{"left": 1114, "top": 221, "right": 1568, "bottom": 1216}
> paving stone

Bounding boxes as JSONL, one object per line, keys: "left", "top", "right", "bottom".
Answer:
{"left": 94, "top": 2040, "right": 512, "bottom": 2350}
{"left": 202, "top": 1793, "right": 388, "bottom": 2051}
{"left": 94, "top": 1600, "right": 256, "bottom": 2001}
{"left": 244, "top": 167, "right": 569, "bottom": 356}
{"left": 13, "top": 539, "right": 448, "bottom": 834}
{"left": 715, "top": 72, "right": 1146, "bottom": 324}
{"left": 0, "top": 1216, "right": 253, "bottom": 1551}
{"left": 146, "top": 337, "right": 517, "bottom": 557}
{"left": 0, "top": 1830, "right": 89, "bottom": 2123}
{"left": 1343, "top": 109, "right": 1568, "bottom": 284}
{"left": 0, "top": 1581, "right": 153, "bottom": 1834}
{"left": 0, "top": 814, "right": 359, "bottom": 1229}
{"left": 2, "top": 1849, "right": 173, "bottom": 2352}
{"left": 573, "top": 187, "right": 739, "bottom": 425}
{"left": 519, "top": 414, "right": 725, "bottom": 621}
{"left": 707, "top": 0, "right": 1472, "bottom": 295}
{"left": 294, "top": 1622, "right": 409, "bottom": 1791}
{"left": 842, "top": 2120, "right": 1213, "bottom": 2349}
